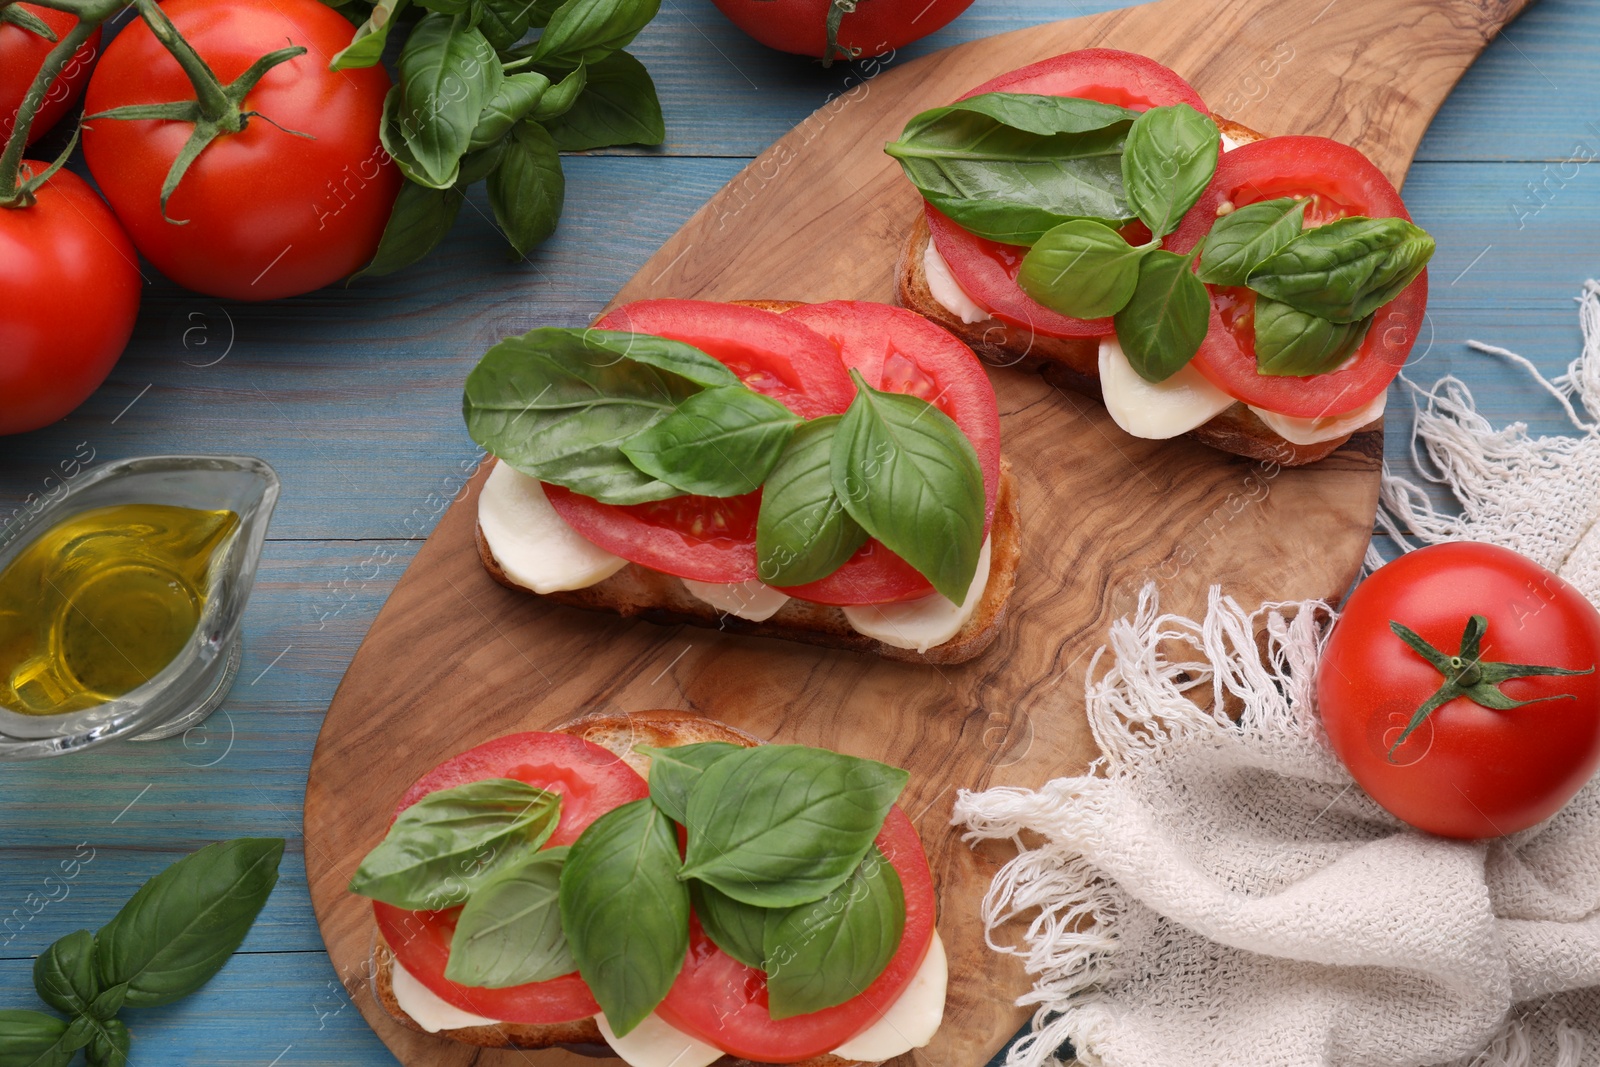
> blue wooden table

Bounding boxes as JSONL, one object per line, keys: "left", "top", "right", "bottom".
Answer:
{"left": 3, "top": 0, "right": 1598, "bottom": 1061}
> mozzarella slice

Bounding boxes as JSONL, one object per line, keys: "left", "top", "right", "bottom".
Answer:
{"left": 830, "top": 932, "right": 949, "bottom": 1060}
{"left": 1220, "top": 132, "right": 1245, "bottom": 152}
{"left": 1250, "top": 389, "right": 1387, "bottom": 445}
{"left": 923, "top": 240, "right": 991, "bottom": 325}
{"left": 680, "top": 578, "right": 790, "bottom": 622}
{"left": 389, "top": 959, "right": 500, "bottom": 1033}
{"left": 596, "top": 1011, "right": 724, "bottom": 1067}
{"left": 842, "top": 539, "right": 991, "bottom": 653}
{"left": 1098, "top": 336, "right": 1236, "bottom": 439}
{"left": 478, "top": 462, "right": 628, "bottom": 592}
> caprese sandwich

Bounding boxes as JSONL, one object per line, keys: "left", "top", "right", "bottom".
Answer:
{"left": 350, "top": 710, "right": 947, "bottom": 1067}
{"left": 887, "top": 48, "right": 1435, "bottom": 466}
{"left": 463, "top": 298, "right": 1020, "bottom": 664}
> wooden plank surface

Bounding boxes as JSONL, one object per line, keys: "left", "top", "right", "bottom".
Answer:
{"left": 3, "top": 0, "right": 1599, "bottom": 1062}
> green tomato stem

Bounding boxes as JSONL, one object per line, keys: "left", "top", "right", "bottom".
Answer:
{"left": 0, "top": 14, "right": 100, "bottom": 207}
{"left": 129, "top": 0, "right": 235, "bottom": 124}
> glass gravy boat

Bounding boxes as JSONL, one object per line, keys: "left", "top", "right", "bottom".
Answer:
{"left": 0, "top": 456, "right": 279, "bottom": 759}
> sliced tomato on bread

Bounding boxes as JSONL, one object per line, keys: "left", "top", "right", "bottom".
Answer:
{"left": 925, "top": 49, "right": 1209, "bottom": 341}
{"left": 1166, "top": 135, "right": 1429, "bottom": 418}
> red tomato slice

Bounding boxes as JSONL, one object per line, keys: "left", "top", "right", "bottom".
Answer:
{"left": 375, "top": 732, "right": 649, "bottom": 1023}
{"left": 1166, "top": 135, "right": 1429, "bottom": 418}
{"left": 657, "top": 806, "right": 937, "bottom": 1062}
{"left": 547, "top": 300, "right": 855, "bottom": 584}
{"left": 776, "top": 301, "right": 1000, "bottom": 605}
{"left": 928, "top": 49, "right": 1208, "bottom": 341}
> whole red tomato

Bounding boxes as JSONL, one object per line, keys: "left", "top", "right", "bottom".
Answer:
{"left": 80, "top": 0, "right": 398, "bottom": 301}
{"left": 0, "top": 166, "right": 140, "bottom": 434}
{"left": 0, "top": 4, "right": 101, "bottom": 145}
{"left": 1318, "top": 542, "right": 1600, "bottom": 839}
{"left": 711, "top": 0, "right": 975, "bottom": 61}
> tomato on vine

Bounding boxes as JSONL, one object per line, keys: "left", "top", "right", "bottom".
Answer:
{"left": 711, "top": 0, "right": 976, "bottom": 65}
{"left": 0, "top": 3, "right": 101, "bottom": 146}
{"left": 1318, "top": 542, "right": 1600, "bottom": 839}
{"left": 81, "top": 0, "right": 399, "bottom": 301}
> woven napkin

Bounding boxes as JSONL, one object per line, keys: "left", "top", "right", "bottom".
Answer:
{"left": 953, "top": 282, "right": 1600, "bottom": 1067}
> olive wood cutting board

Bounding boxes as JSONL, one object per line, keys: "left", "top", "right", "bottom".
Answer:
{"left": 305, "top": 0, "right": 1531, "bottom": 1063}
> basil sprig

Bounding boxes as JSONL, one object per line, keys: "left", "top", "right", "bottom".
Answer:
{"left": 0, "top": 839, "right": 283, "bottom": 1067}
{"left": 445, "top": 847, "right": 574, "bottom": 988}
{"left": 763, "top": 848, "right": 904, "bottom": 1019}
{"left": 1245, "top": 215, "right": 1435, "bottom": 323}
{"left": 885, "top": 92, "right": 1138, "bottom": 244}
{"left": 559, "top": 800, "right": 688, "bottom": 1036}
{"left": 679, "top": 745, "right": 909, "bottom": 907}
{"left": 754, "top": 415, "right": 870, "bottom": 589}
{"left": 347, "top": 779, "right": 561, "bottom": 909}
{"left": 833, "top": 371, "right": 985, "bottom": 605}
{"left": 337, "top": 0, "right": 667, "bottom": 277}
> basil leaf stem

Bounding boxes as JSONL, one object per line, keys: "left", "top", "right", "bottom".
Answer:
{"left": 348, "top": 780, "right": 560, "bottom": 909}
{"left": 559, "top": 799, "right": 688, "bottom": 1036}
{"left": 446, "top": 847, "right": 574, "bottom": 988}
{"left": 1120, "top": 103, "right": 1220, "bottom": 238}
{"left": 1114, "top": 248, "right": 1212, "bottom": 383}
{"left": 679, "top": 745, "right": 908, "bottom": 908}
{"left": 755, "top": 415, "right": 870, "bottom": 589}
{"left": 94, "top": 838, "right": 283, "bottom": 1008}
{"left": 763, "top": 847, "right": 905, "bottom": 1019}
{"left": 831, "top": 370, "right": 985, "bottom": 605}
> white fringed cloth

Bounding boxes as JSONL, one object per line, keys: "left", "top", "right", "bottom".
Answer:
{"left": 953, "top": 283, "right": 1600, "bottom": 1067}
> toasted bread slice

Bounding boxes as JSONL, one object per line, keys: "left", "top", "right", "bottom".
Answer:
{"left": 369, "top": 711, "right": 877, "bottom": 1067}
{"left": 896, "top": 117, "right": 1379, "bottom": 467}
{"left": 475, "top": 299, "right": 1021, "bottom": 664}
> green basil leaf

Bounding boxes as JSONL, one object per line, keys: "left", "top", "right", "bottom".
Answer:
{"left": 86, "top": 984, "right": 126, "bottom": 1022}
{"left": 380, "top": 84, "right": 449, "bottom": 188}
{"left": 416, "top": 0, "right": 472, "bottom": 11}
{"left": 885, "top": 92, "right": 1135, "bottom": 244}
{"left": 831, "top": 370, "right": 984, "bottom": 604}
{"left": 621, "top": 385, "right": 799, "bottom": 497}
{"left": 456, "top": 142, "right": 506, "bottom": 185}
{"left": 468, "top": 72, "right": 553, "bottom": 151}
{"left": 559, "top": 799, "right": 688, "bottom": 1036}
{"left": 680, "top": 745, "right": 909, "bottom": 908}
{"left": 530, "top": 63, "right": 587, "bottom": 122}
{"left": 531, "top": 0, "right": 660, "bottom": 67}
{"left": 1246, "top": 215, "right": 1436, "bottom": 323}
{"left": 488, "top": 121, "right": 565, "bottom": 256}
{"left": 543, "top": 50, "right": 663, "bottom": 150}
{"left": 1114, "top": 249, "right": 1210, "bottom": 383}
{"left": 463, "top": 328, "right": 708, "bottom": 504}
{"left": 476, "top": 0, "right": 539, "bottom": 48}
{"left": 762, "top": 847, "right": 904, "bottom": 1019}
{"left": 93, "top": 838, "right": 283, "bottom": 1008}
{"left": 1120, "top": 103, "right": 1219, "bottom": 238}
{"left": 1253, "top": 298, "right": 1373, "bottom": 376}
{"left": 445, "top": 846, "right": 574, "bottom": 987}
{"left": 637, "top": 742, "right": 743, "bottom": 824}
{"left": 348, "top": 780, "right": 559, "bottom": 908}
{"left": 354, "top": 178, "right": 465, "bottom": 279}
{"left": 330, "top": 0, "right": 408, "bottom": 69}
{"left": 33, "top": 930, "right": 99, "bottom": 1015}
{"left": 0, "top": 1010, "right": 82, "bottom": 1067}
{"left": 1017, "top": 219, "right": 1150, "bottom": 318}
{"left": 525, "top": 0, "right": 566, "bottom": 27}
{"left": 575, "top": 328, "right": 737, "bottom": 387}
{"left": 755, "top": 415, "right": 870, "bottom": 589}
{"left": 1196, "top": 197, "right": 1306, "bottom": 286}
{"left": 84, "top": 1018, "right": 129, "bottom": 1067}
{"left": 396, "top": 13, "right": 502, "bottom": 188}
{"left": 689, "top": 879, "right": 767, "bottom": 970}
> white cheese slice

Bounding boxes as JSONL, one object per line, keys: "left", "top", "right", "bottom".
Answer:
{"left": 922, "top": 239, "right": 990, "bottom": 325}
{"left": 1098, "top": 336, "right": 1236, "bottom": 439}
{"left": 1220, "top": 132, "right": 1244, "bottom": 153}
{"left": 478, "top": 462, "right": 628, "bottom": 593}
{"left": 389, "top": 959, "right": 500, "bottom": 1033}
{"left": 680, "top": 578, "right": 790, "bottom": 622}
{"left": 596, "top": 1011, "right": 724, "bottom": 1067}
{"left": 830, "top": 931, "right": 949, "bottom": 1060}
{"left": 1250, "top": 389, "right": 1387, "bottom": 445}
{"left": 842, "top": 538, "right": 991, "bottom": 653}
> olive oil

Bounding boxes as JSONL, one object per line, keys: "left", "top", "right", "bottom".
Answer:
{"left": 0, "top": 504, "right": 240, "bottom": 716}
